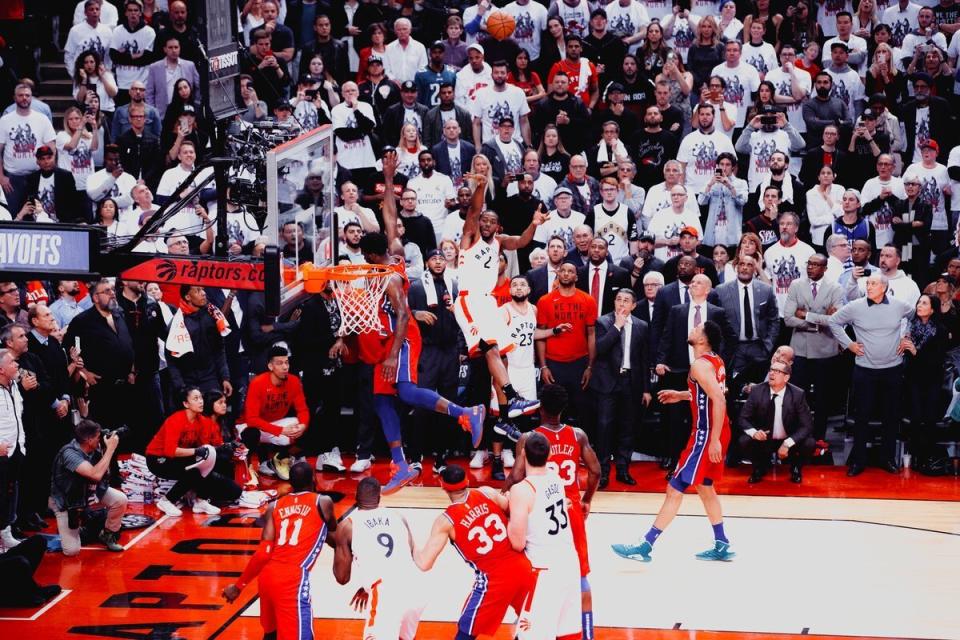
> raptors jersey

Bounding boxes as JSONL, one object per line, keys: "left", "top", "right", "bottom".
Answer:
{"left": 348, "top": 506, "right": 417, "bottom": 587}
{"left": 444, "top": 489, "right": 519, "bottom": 572}
{"left": 593, "top": 202, "right": 632, "bottom": 263}
{"left": 535, "top": 424, "right": 582, "bottom": 504}
{"left": 522, "top": 472, "right": 578, "bottom": 574}
{"left": 269, "top": 492, "right": 328, "bottom": 569}
{"left": 457, "top": 236, "right": 500, "bottom": 293}
{"left": 688, "top": 352, "right": 730, "bottom": 438}
{"left": 503, "top": 303, "right": 536, "bottom": 370}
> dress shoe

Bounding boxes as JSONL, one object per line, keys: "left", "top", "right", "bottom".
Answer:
{"left": 790, "top": 465, "right": 802, "bottom": 484}
{"left": 659, "top": 457, "right": 676, "bottom": 470}
{"left": 19, "top": 514, "right": 44, "bottom": 532}
{"left": 616, "top": 469, "right": 637, "bottom": 485}
{"left": 881, "top": 460, "right": 900, "bottom": 474}
{"left": 598, "top": 474, "right": 609, "bottom": 490}
{"left": 747, "top": 469, "right": 764, "bottom": 484}
{"left": 847, "top": 464, "right": 865, "bottom": 477}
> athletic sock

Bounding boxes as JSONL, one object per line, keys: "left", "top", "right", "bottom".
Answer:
{"left": 375, "top": 395, "right": 408, "bottom": 469}
{"left": 712, "top": 521, "right": 729, "bottom": 543}
{"left": 498, "top": 404, "right": 510, "bottom": 419}
{"left": 644, "top": 526, "right": 663, "bottom": 546}
{"left": 501, "top": 383, "right": 519, "bottom": 400}
{"left": 582, "top": 610, "right": 594, "bottom": 640}
{"left": 444, "top": 402, "right": 469, "bottom": 418}
{"left": 389, "top": 445, "right": 408, "bottom": 469}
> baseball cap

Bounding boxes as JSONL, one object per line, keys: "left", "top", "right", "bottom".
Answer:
{"left": 35, "top": 145, "right": 54, "bottom": 157}
{"left": 368, "top": 55, "right": 383, "bottom": 65}
{"left": 467, "top": 43, "right": 485, "bottom": 55}
{"left": 830, "top": 42, "right": 849, "bottom": 52}
{"left": 274, "top": 100, "right": 293, "bottom": 111}
{"left": 911, "top": 71, "right": 934, "bottom": 85}
{"left": 181, "top": 103, "right": 196, "bottom": 115}
{"left": 639, "top": 232, "right": 655, "bottom": 244}
{"left": 400, "top": 80, "right": 417, "bottom": 92}
{"left": 606, "top": 81, "right": 625, "bottom": 94}
{"left": 430, "top": 40, "right": 446, "bottom": 52}
{"left": 498, "top": 115, "right": 514, "bottom": 126}
{"left": 425, "top": 248, "right": 443, "bottom": 260}
{"left": 921, "top": 139, "right": 940, "bottom": 152}
{"left": 553, "top": 186, "right": 573, "bottom": 197}
{"left": 861, "top": 108, "right": 877, "bottom": 119}
{"left": 679, "top": 226, "right": 699, "bottom": 238}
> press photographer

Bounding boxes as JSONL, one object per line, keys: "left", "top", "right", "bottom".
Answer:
{"left": 49, "top": 420, "right": 127, "bottom": 556}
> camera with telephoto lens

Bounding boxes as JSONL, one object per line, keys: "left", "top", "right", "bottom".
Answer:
{"left": 101, "top": 425, "right": 130, "bottom": 444}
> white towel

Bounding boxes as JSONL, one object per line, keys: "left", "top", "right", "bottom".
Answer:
{"left": 165, "top": 308, "right": 193, "bottom": 358}
{"left": 422, "top": 271, "right": 455, "bottom": 307}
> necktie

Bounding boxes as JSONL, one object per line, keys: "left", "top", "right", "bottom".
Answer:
{"left": 551, "top": 269, "right": 560, "bottom": 290}
{"left": 606, "top": 144, "right": 614, "bottom": 160}
{"left": 591, "top": 267, "right": 601, "bottom": 307}
{"left": 681, "top": 285, "right": 688, "bottom": 304}
{"left": 694, "top": 305, "right": 702, "bottom": 327}
{"left": 772, "top": 392, "right": 786, "bottom": 440}
{"left": 811, "top": 281, "right": 818, "bottom": 299}
{"left": 621, "top": 320, "right": 630, "bottom": 369}
{"left": 743, "top": 286, "right": 754, "bottom": 340}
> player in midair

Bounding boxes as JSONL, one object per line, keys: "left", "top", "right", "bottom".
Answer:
{"left": 505, "top": 383, "right": 601, "bottom": 640}
{"left": 611, "top": 320, "right": 735, "bottom": 562}
{"left": 222, "top": 462, "right": 337, "bottom": 640}
{"left": 332, "top": 477, "right": 426, "bottom": 640}
{"left": 507, "top": 431, "right": 582, "bottom": 640}
{"left": 456, "top": 170, "right": 550, "bottom": 441}
{"left": 356, "top": 150, "right": 487, "bottom": 494}
{"left": 413, "top": 464, "right": 536, "bottom": 640}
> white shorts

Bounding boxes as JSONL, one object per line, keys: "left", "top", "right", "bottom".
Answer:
{"left": 454, "top": 291, "right": 516, "bottom": 357}
{"left": 490, "top": 365, "right": 537, "bottom": 413}
{"left": 236, "top": 417, "right": 295, "bottom": 446}
{"left": 364, "top": 579, "right": 427, "bottom": 640}
{"left": 516, "top": 566, "right": 581, "bottom": 640}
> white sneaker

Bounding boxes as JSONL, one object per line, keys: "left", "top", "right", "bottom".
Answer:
{"left": 192, "top": 498, "right": 221, "bottom": 515}
{"left": 329, "top": 447, "right": 345, "bottom": 469}
{"left": 0, "top": 526, "right": 21, "bottom": 550}
{"left": 258, "top": 459, "right": 277, "bottom": 477}
{"left": 317, "top": 450, "right": 346, "bottom": 473}
{"left": 502, "top": 449, "right": 515, "bottom": 468}
{"left": 469, "top": 450, "right": 488, "bottom": 469}
{"left": 157, "top": 497, "right": 183, "bottom": 517}
{"left": 349, "top": 456, "right": 372, "bottom": 473}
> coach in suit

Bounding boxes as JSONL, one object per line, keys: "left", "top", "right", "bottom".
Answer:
{"left": 634, "top": 271, "right": 663, "bottom": 324}
{"left": 655, "top": 273, "right": 736, "bottom": 468}
{"left": 650, "top": 255, "right": 697, "bottom": 362}
{"left": 737, "top": 360, "right": 815, "bottom": 483}
{"left": 576, "top": 237, "right": 631, "bottom": 315}
{"left": 431, "top": 138, "right": 475, "bottom": 181}
{"left": 145, "top": 33, "right": 200, "bottom": 119}
{"left": 590, "top": 289, "right": 650, "bottom": 488}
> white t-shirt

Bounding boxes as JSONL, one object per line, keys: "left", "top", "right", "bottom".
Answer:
{"left": 74, "top": 1, "right": 119, "bottom": 26}
{"left": 332, "top": 102, "right": 377, "bottom": 170}
{"left": 743, "top": 41, "right": 778, "bottom": 78}
{"left": 818, "top": 0, "right": 854, "bottom": 38}
{"left": 764, "top": 239, "right": 815, "bottom": 316}
{"left": 647, "top": 208, "right": 704, "bottom": 261}
{"left": 861, "top": 176, "right": 906, "bottom": 246}
{"left": 642, "top": 0, "right": 672, "bottom": 22}
{"left": 507, "top": 173, "right": 557, "bottom": 201}
{"left": 455, "top": 63, "right": 493, "bottom": 111}
{"left": 825, "top": 66, "right": 865, "bottom": 123}
{"left": 442, "top": 212, "right": 467, "bottom": 244}
{"left": 503, "top": 1, "right": 549, "bottom": 61}
{"left": 912, "top": 105, "right": 931, "bottom": 163}
{"left": 407, "top": 171, "right": 456, "bottom": 242}
{"left": 764, "top": 66, "right": 812, "bottom": 133}
{"left": 110, "top": 24, "right": 156, "bottom": 89}
{"left": 903, "top": 161, "right": 951, "bottom": 230}
{"left": 495, "top": 138, "right": 524, "bottom": 175}
{"left": 472, "top": 84, "right": 530, "bottom": 143}
{"left": 948, "top": 145, "right": 960, "bottom": 211}
{"left": 742, "top": 129, "right": 795, "bottom": 191}
{"left": 333, "top": 204, "right": 376, "bottom": 233}
{"left": 553, "top": 0, "right": 591, "bottom": 38}
{"left": 882, "top": 3, "right": 921, "bottom": 47}
{"left": 667, "top": 14, "right": 699, "bottom": 63}
{"left": 676, "top": 129, "right": 737, "bottom": 195}
{"left": 604, "top": 1, "right": 651, "bottom": 41}
{"left": 534, "top": 209, "right": 586, "bottom": 250}
{"left": 710, "top": 62, "right": 761, "bottom": 128}
{"left": 64, "top": 21, "right": 114, "bottom": 76}
{"left": 156, "top": 164, "right": 215, "bottom": 234}
{"left": 641, "top": 181, "right": 700, "bottom": 225}
{"left": 0, "top": 110, "right": 56, "bottom": 176}
{"left": 55, "top": 130, "right": 95, "bottom": 189}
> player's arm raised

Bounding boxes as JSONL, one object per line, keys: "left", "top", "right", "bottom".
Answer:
{"left": 459, "top": 171, "right": 487, "bottom": 249}
{"left": 507, "top": 480, "right": 534, "bottom": 552}
{"left": 498, "top": 202, "right": 550, "bottom": 250}
{"left": 502, "top": 432, "right": 529, "bottom": 492}
{"left": 222, "top": 504, "right": 277, "bottom": 603}
{"left": 332, "top": 517, "right": 354, "bottom": 585}
{"left": 692, "top": 357, "right": 727, "bottom": 464}
{"left": 381, "top": 149, "right": 406, "bottom": 258}
{"left": 413, "top": 515, "right": 453, "bottom": 571}
{"left": 576, "top": 428, "right": 602, "bottom": 518}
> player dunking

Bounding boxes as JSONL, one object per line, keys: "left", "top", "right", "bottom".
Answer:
{"left": 611, "top": 320, "right": 735, "bottom": 562}
{"left": 356, "top": 150, "right": 486, "bottom": 494}
{"left": 508, "top": 431, "right": 582, "bottom": 640}
{"left": 413, "top": 464, "right": 536, "bottom": 640}
{"left": 456, "top": 170, "right": 550, "bottom": 441}
{"left": 332, "top": 477, "right": 426, "bottom": 640}
{"left": 505, "top": 383, "right": 601, "bottom": 640}
{"left": 222, "top": 462, "right": 337, "bottom": 640}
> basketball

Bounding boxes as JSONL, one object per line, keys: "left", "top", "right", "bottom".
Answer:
{"left": 485, "top": 10, "right": 516, "bottom": 41}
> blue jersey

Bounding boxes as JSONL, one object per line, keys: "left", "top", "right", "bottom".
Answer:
{"left": 414, "top": 68, "right": 458, "bottom": 107}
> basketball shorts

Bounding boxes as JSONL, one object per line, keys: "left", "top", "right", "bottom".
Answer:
{"left": 568, "top": 499, "right": 590, "bottom": 578}
{"left": 672, "top": 424, "right": 731, "bottom": 490}
{"left": 258, "top": 567, "right": 313, "bottom": 640}
{"left": 363, "top": 578, "right": 427, "bottom": 640}
{"left": 454, "top": 291, "right": 515, "bottom": 357}
{"left": 373, "top": 338, "right": 421, "bottom": 395}
{"left": 458, "top": 560, "right": 535, "bottom": 637}
{"left": 490, "top": 364, "right": 537, "bottom": 413}
{"left": 516, "top": 565, "right": 582, "bottom": 640}
{"left": 236, "top": 417, "right": 295, "bottom": 446}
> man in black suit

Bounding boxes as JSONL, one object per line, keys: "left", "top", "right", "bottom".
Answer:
{"left": 527, "top": 236, "right": 568, "bottom": 304}
{"left": 899, "top": 73, "right": 953, "bottom": 165}
{"left": 422, "top": 83, "right": 473, "bottom": 149}
{"left": 430, "top": 118, "right": 475, "bottom": 187}
{"left": 655, "top": 274, "right": 736, "bottom": 470}
{"left": 590, "top": 289, "right": 651, "bottom": 487}
{"left": 576, "top": 237, "right": 631, "bottom": 315}
{"left": 650, "top": 255, "right": 697, "bottom": 359}
{"left": 24, "top": 145, "right": 80, "bottom": 223}
{"left": 737, "top": 360, "right": 815, "bottom": 483}
{"left": 565, "top": 225, "right": 595, "bottom": 268}
{"left": 634, "top": 270, "right": 663, "bottom": 324}
{"left": 382, "top": 81, "right": 430, "bottom": 147}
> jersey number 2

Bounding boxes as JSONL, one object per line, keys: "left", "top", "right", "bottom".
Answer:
{"left": 277, "top": 518, "right": 303, "bottom": 546}
{"left": 467, "top": 513, "right": 508, "bottom": 555}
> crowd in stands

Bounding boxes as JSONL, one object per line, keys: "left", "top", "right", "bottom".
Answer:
{"left": 3, "top": 0, "right": 960, "bottom": 578}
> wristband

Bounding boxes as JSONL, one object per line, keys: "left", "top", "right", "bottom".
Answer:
{"left": 552, "top": 327, "right": 561, "bottom": 335}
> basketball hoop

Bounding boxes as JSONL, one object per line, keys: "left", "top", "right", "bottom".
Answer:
{"left": 314, "top": 264, "right": 394, "bottom": 335}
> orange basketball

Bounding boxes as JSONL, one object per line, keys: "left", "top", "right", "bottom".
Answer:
{"left": 485, "top": 10, "right": 516, "bottom": 41}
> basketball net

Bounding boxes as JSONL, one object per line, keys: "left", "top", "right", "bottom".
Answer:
{"left": 319, "top": 264, "right": 393, "bottom": 335}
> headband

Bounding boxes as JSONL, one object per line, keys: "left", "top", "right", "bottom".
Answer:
{"left": 440, "top": 477, "right": 469, "bottom": 492}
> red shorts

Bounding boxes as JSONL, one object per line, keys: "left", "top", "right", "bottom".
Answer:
{"left": 258, "top": 567, "right": 313, "bottom": 640}
{"left": 371, "top": 337, "right": 421, "bottom": 395}
{"left": 568, "top": 499, "right": 590, "bottom": 578}
{"left": 459, "top": 557, "right": 535, "bottom": 638}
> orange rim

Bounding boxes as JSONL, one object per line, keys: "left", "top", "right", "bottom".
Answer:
{"left": 315, "top": 264, "right": 395, "bottom": 281}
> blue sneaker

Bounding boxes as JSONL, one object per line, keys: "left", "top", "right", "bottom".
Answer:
{"left": 493, "top": 421, "right": 523, "bottom": 443}
{"left": 611, "top": 540, "right": 653, "bottom": 562}
{"left": 695, "top": 540, "right": 736, "bottom": 561}
{"left": 459, "top": 405, "right": 486, "bottom": 449}
{"left": 382, "top": 464, "right": 421, "bottom": 495}
{"left": 507, "top": 397, "right": 540, "bottom": 418}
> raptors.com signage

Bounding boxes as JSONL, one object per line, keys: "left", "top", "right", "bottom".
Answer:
{"left": 122, "top": 257, "right": 266, "bottom": 291}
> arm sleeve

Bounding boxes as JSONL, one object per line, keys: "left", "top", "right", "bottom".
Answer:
{"left": 236, "top": 539, "right": 274, "bottom": 591}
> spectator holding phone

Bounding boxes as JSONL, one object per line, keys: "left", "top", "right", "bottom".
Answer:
{"left": 55, "top": 106, "right": 99, "bottom": 214}
{"left": 73, "top": 49, "right": 118, "bottom": 117}
{"left": 240, "top": 27, "right": 291, "bottom": 111}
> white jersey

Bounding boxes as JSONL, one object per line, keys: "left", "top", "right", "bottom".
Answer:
{"left": 455, "top": 63, "right": 493, "bottom": 111}
{"left": 522, "top": 471, "right": 578, "bottom": 574}
{"left": 592, "top": 202, "right": 634, "bottom": 263}
{"left": 348, "top": 506, "right": 417, "bottom": 588}
{"left": 503, "top": 302, "right": 537, "bottom": 371}
{"left": 458, "top": 236, "right": 500, "bottom": 293}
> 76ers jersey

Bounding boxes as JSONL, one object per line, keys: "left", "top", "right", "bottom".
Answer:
{"left": 269, "top": 492, "right": 328, "bottom": 570}
{"left": 535, "top": 424, "right": 582, "bottom": 504}
{"left": 688, "top": 352, "right": 730, "bottom": 438}
{"left": 444, "top": 489, "right": 519, "bottom": 573}
{"left": 358, "top": 259, "right": 421, "bottom": 364}
{"left": 457, "top": 237, "right": 500, "bottom": 293}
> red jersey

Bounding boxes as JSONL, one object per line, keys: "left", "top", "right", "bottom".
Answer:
{"left": 491, "top": 277, "right": 512, "bottom": 307}
{"left": 536, "top": 289, "right": 598, "bottom": 362}
{"left": 268, "top": 491, "right": 328, "bottom": 570}
{"left": 242, "top": 373, "right": 310, "bottom": 436}
{"left": 548, "top": 58, "right": 599, "bottom": 105}
{"left": 535, "top": 424, "right": 582, "bottom": 504}
{"left": 357, "top": 259, "right": 422, "bottom": 365}
{"left": 444, "top": 489, "right": 527, "bottom": 574}
{"left": 145, "top": 410, "right": 223, "bottom": 458}
{"left": 688, "top": 352, "right": 729, "bottom": 436}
